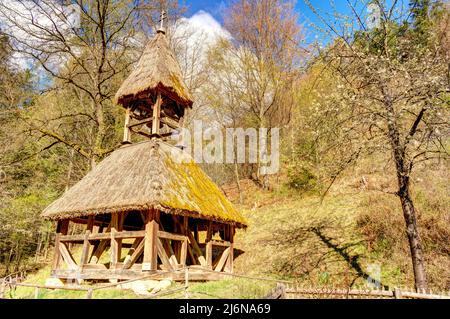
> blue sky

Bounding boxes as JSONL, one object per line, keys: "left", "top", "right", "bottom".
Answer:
{"left": 182, "top": 0, "right": 358, "bottom": 44}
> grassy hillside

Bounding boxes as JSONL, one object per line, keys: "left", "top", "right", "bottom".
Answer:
{"left": 231, "top": 162, "right": 449, "bottom": 291}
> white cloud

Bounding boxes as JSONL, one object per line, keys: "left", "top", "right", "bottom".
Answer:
{"left": 0, "top": 0, "right": 80, "bottom": 74}
{"left": 171, "top": 10, "right": 230, "bottom": 62}
{"left": 181, "top": 10, "right": 230, "bottom": 43}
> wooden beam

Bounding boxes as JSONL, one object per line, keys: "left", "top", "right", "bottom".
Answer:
{"left": 193, "top": 223, "right": 199, "bottom": 243}
{"left": 206, "top": 241, "right": 213, "bottom": 269}
{"left": 52, "top": 269, "right": 229, "bottom": 281}
{"left": 117, "top": 214, "right": 125, "bottom": 262}
{"left": 142, "top": 210, "right": 158, "bottom": 271}
{"left": 172, "top": 216, "right": 181, "bottom": 263}
{"left": 214, "top": 247, "right": 230, "bottom": 272}
{"left": 158, "top": 230, "right": 187, "bottom": 242}
{"left": 157, "top": 238, "right": 174, "bottom": 271}
{"left": 52, "top": 220, "right": 69, "bottom": 271}
{"left": 225, "top": 243, "right": 234, "bottom": 273}
{"left": 123, "top": 107, "right": 131, "bottom": 143}
{"left": 110, "top": 230, "right": 118, "bottom": 270}
{"left": 160, "top": 116, "right": 180, "bottom": 129}
{"left": 80, "top": 230, "right": 91, "bottom": 269}
{"left": 174, "top": 217, "right": 206, "bottom": 266}
{"left": 52, "top": 233, "right": 61, "bottom": 271}
{"left": 57, "top": 220, "right": 70, "bottom": 235}
{"left": 80, "top": 217, "right": 95, "bottom": 270}
{"left": 127, "top": 118, "right": 152, "bottom": 129}
{"left": 152, "top": 93, "right": 162, "bottom": 135}
{"left": 180, "top": 238, "right": 187, "bottom": 267}
{"left": 206, "top": 221, "right": 213, "bottom": 242}
{"left": 86, "top": 216, "right": 95, "bottom": 232}
{"left": 62, "top": 230, "right": 191, "bottom": 243}
{"left": 122, "top": 238, "right": 144, "bottom": 270}
{"left": 59, "top": 242, "right": 77, "bottom": 270}
{"left": 110, "top": 214, "right": 119, "bottom": 269}
{"left": 90, "top": 222, "right": 112, "bottom": 263}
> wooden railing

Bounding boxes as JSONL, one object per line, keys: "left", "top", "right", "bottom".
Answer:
{"left": 203, "top": 240, "right": 233, "bottom": 272}
{"left": 282, "top": 285, "right": 450, "bottom": 299}
{"left": 3, "top": 266, "right": 449, "bottom": 300}
{"left": 55, "top": 230, "right": 189, "bottom": 275}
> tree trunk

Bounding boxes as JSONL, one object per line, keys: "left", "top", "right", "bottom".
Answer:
{"left": 398, "top": 177, "right": 428, "bottom": 291}
{"left": 384, "top": 96, "right": 428, "bottom": 291}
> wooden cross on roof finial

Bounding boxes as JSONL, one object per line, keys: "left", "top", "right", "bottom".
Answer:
{"left": 158, "top": 9, "right": 167, "bottom": 34}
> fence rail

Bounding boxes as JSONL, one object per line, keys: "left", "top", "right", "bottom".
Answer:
{"left": 1, "top": 267, "right": 449, "bottom": 300}
{"left": 282, "top": 285, "right": 450, "bottom": 299}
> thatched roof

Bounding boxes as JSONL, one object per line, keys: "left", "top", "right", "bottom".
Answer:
{"left": 41, "top": 140, "right": 247, "bottom": 228}
{"left": 115, "top": 31, "right": 193, "bottom": 107}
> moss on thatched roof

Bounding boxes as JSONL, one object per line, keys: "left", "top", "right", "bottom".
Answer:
{"left": 41, "top": 141, "right": 247, "bottom": 228}
{"left": 115, "top": 31, "right": 193, "bottom": 107}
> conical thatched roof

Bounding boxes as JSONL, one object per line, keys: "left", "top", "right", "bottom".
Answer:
{"left": 41, "top": 140, "right": 246, "bottom": 228}
{"left": 115, "top": 31, "right": 193, "bottom": 107}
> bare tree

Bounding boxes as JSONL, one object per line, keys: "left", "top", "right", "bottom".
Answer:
{"left": 0, "top": 0, "right": 182, "bottom": 168}
{"left": 305, "top": 0, "right": 449, "bottom": 290}
{"left": 207, "top": 0, "right": 305, "bottom": 187}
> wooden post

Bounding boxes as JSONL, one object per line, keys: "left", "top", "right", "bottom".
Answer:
{"left": 206, "top": 221, "right": 213, "bottom": 242}
{"left": 226, "top": 226, "right": 235, "bottom": 273}
{"left": 80, "top": 216, "right": 94, "bottom": 269}
{"left": 143, "top": 210, "right": 159, "bottom": 271}
{"left": 123, "top": 107, "right": 131, "bottom": 143}
{"left": 52, "top": 220, "right": 69, "bottom": 272}
{"left": 193, "top": 223, "right": 199, "bottom": 243}
{"left": 90, "top": 222, "right": 112, "bottom": 264}
{"left": 226, "top": 243, "right": 234, "bottom": 273}
{"left": 86, "top": 216, "right": 94, "bottom": 231}
{"left": 152, "top": 93, "right": 162, "bottom": 135}
{"left": 205, "top": 221, "right": 213, "bottom": 269}
{"left": 206, "top": 241, "right": 213, "bottom": 269}
{"left": 172, "top": 216, "right": 181, "bottom": 262}
{"left": 117, "top": 214, "right": 124, "bottom": 262}
{"left": 80, "top": 230, "right": 91, "bottom": 269}
{"left": 58, "top": 220, "right": 70, "bottom": 235}
{"left": 180, "top": 238, "right": 188, "bottom": 267}
{"left": 110, "top": 214, "right": 119, "bottom": 269}
{"left": 52, "top": 233, "right": 61, "bottom": 272}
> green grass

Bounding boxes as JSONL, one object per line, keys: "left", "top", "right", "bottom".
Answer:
{"left": 156, "top": 278, "right": 274, "bottom": 299}
{"left": 6, "top": 265, "right": 139, "bottom": 299}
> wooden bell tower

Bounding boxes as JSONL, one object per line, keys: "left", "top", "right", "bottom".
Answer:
{"left": 117, "top": 10, "right": 193, "bottom": 143}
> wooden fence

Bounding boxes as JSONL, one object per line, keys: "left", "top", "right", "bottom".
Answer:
{"left": 2, "top": 267, "right": 449, "bottom": 300}
{"left": 266, "top": 284, "right": 450, "bottom": 299}
{"left": 0, "top": 268, "right": 190, "bottom": 299}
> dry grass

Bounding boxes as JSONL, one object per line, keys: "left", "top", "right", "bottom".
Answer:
{"left": 231, "top": 162, "right": 449, "bottom": 291}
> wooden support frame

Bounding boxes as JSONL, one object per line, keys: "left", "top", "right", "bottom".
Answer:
{"left": 122, "top": 238, "right": 144, "bottom": 270}
{"left": 123, "top": 108, "right": 131, "bottom": 143}
{"left": 142, "top": 210, "right": 159, "bottom": 271}
{"left": 110, "top": 214, "right": 119, "bottom": 269}
{"left": 152, "top": 93, "right": 162, "bottom": 135}
{"left": 173, "top": 217, "right": 206, "bottom": 266}
{"left": 51, "top": 214, "right": 237, "bottom": 281}
{"left": 214, "top": 247, "right": 230, "bottom": 272}
{"left": 52, "top": 220, "right": 69, "bottom": 272}
{"left": 90, "top": 222, "right": 112, "bottom": 264}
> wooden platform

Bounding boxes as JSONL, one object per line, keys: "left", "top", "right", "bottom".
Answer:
{"left": 51, "top": 268, "right": 228, "bottom": 281}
